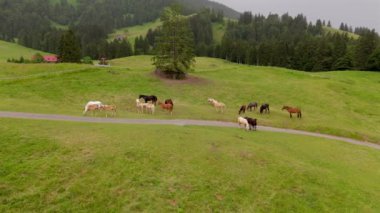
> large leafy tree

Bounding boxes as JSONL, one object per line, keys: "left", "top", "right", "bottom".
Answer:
{"left": 153, "top": 7, "right": 195, "bottom": 77}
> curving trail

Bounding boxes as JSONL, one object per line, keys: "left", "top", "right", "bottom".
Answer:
{"left": 0, "top": 111, "right": 379, "bottom": 150}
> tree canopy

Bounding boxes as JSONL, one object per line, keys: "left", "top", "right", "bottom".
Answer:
{"left": 152, "top": 7, "right": 195, "bottom": 78}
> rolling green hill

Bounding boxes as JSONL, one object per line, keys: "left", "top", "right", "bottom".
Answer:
{"left": 0, "top": 40, "right": 50, "bottom": 61}
{"left": 108, "top": 20, "right": 227, "bottom": 46}
{"left": 0, "top": 118, "right": 379, "bottom": 211}
{"left": 0, "top": 56, "right": 379, "bottom": 143}
{"left": 108, "top": 19, "right": 163, "bottom": 45}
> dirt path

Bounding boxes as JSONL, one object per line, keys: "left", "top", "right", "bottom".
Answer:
{"left": 1, "top": 111, "right": 379, "bottom": 150}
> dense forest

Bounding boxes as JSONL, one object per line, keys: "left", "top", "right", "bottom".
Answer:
{"left": 0, "top": 0, "right": 237, "bottom": 59}
{"left": 216, "top": 12, "right": 380, "bottom": 71}
{"left": 0, "top": 0, "right": 379, "bottom": 71}
{"left": 139, "top": 11, "right": 380, "bottom": 71}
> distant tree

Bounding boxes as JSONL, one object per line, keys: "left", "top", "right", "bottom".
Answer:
{"left": 58, "top": 30, "right": 81, "bottom": 62}
{"left": 366, "top": 48, "right": 380, "bottom": 71}
{"left": 339, "top": 23, "right": 345, "bottom": 31}
{"left": 81, "top": 56, "right": 93, "bottom": 64}
{"left": 152, "top": 7, "right": 195, "bottom": 78}
{"left": 327, "top": 21, "right": 332, "bottom": 27}
{"left": 315, "top": 19, "right": 323, "bottom": 35}
{"left": 32, "top": 53, "right": 44, "bottom": 63}
{"left": 239, "top": 12, "right": 253, "bottom": 24}
{"left": 354, "top": 30, "right": 379, "bottom": 69}
{"left": 332, "top": 55, "right": 353, "bottom": 70}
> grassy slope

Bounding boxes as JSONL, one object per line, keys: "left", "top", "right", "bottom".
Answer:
{"left": 108, "top": 20, "right": 162, "bottom": 45}
{"left": 0, "top": 56, "right": 379, "bottom": 142}
{"left": 108, "top": 20, "right": 226, "bottom": 46}
{"left": 0, "top": 118, "right": 379, "bottom": 212}
{"left": 0, "top": 40, "right": 50, "bottom": 61}
{"left": 212, "top": 21, "right": 227, "bottom": 43}
{"left": 49, "top": 0, "right": 77, "bottom": 5}
{"left": 323, "top": 26, "right": 360, "bottom": 39}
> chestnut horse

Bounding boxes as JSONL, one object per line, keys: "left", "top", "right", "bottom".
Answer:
{"left": 165, "top": 99, "right": 174, "bottom": 106}
{"left": 158, "top": 102, "right": 173, "bottom": 115}
{"left": 282, "top": 106, "right": 302, "bottom": 118}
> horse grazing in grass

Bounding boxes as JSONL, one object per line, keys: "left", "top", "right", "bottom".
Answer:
{"left": 101, "top": 105, "right": 117, "bottom": 118}
{"left": 208, "top": 98, "right": 225, "bottom": 113}
{"left": 165, "top": 99, "right": 174, "bottom": 107}
{"left": 244, "top": 117, "right": 257, "bottom": 131}
{"left": 282, "top": 106, "right": 302, "bottom": 118}
{"left": 247, "top": 102, "right": 258, "bottom": 111}
{"left": 145, "top": 103, "right": 155, "bottom": 114}
{"left": 139, "top": 95, "right": 158, "bottom": 105}
{"left": 260, "top": 103, "right": 270, "bottom": 114}
{"left": 83, "top": 101, "right": 103, "bottom": 115}
{"left": 237, "top": 117, "right": 250, "bottom": 131}
{"left": 158, "top": 102, "right": 173, "bottom": 115}
{"left": 238, "top": 105, "right": 247, "bottom": 115}
{"left": 84, "top": 104, "right": 101, "bottom": 116}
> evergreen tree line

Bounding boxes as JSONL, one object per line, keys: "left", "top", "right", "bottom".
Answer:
{"left": 135, "top": 8, "right": 223, "bottom": 57}
{"left": 0, "top": 0, "right": 235, "bottom": 59}
{"left": 213, "top": 12, "right": 380, "bottom": 71}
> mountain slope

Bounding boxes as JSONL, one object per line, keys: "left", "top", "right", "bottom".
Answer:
{"left": 180, "top": 0, "right": 240, "bottom": 18}
{"left": 0, "top": 40, "right": 49, "bottom": 61}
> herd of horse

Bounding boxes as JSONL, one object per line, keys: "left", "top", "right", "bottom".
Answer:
{"left": 83, "top": 95, "right": 302, "bottom": 131}
{"left": 234, "top": 101, "right": 302, "bottom": 131}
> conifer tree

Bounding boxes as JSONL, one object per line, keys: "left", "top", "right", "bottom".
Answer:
{"left": 152, "top": 7, "right": 195, "bottom": 78}
{"left": 354, "top": 30, "right": 379, "bottom": 69}
{"left": 58, "top": 30, "right": 81, "bottom": 62}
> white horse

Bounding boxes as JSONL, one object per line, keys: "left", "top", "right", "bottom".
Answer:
{"left": 238, "top": 117, "right": 250, "bottom": 131}
{"left": 208, "top": 98, "right": 225, "bottom": 113}
{"left": 83, "top": 101, "right": 103, "bottom": 115}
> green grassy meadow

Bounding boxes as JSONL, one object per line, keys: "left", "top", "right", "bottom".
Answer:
{"left": 1, "top": 118, "right": 379, "bottom": 212}
{"left": 108, "top": 20, "right": 162, "bottom": 45}
{"left": 323, "top": 26, "right": 360, "bottom": 39}
{"left": 0, "top": 40, "right": 49, "bottom": 61}
{"left": 0, "top": 56, "right": 379, "bottom": 143}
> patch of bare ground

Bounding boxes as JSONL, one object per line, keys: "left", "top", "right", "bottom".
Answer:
{"left": 152, "top": 70, "right": 210, "bottom": 85}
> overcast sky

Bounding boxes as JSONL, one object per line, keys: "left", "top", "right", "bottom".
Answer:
{"left": 213, "top": 0, "right": 380, "bottom": 32}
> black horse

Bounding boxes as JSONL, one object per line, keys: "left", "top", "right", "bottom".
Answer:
{"left": 244, "top": 117, "right": 257, "bottom": 131}
{"left": 247, "top": 102, "right": 258, "bottom": 111}
{"left": 238, "top": 105, "right": 247, "bottom": 115}
{"left": 139, "top": 95, "right": 158, "bottom": 105}
{"left": 260, "top": 103, "right": 270, "bottom": 114}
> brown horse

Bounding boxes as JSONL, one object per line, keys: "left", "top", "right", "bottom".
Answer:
{"left": 282, "top": 106, "right": 302, "bottom": 118}
{"left": 238, "top": 105, "right": 247, "bottom": 115}
{"left": 158, "top": 101, "right": 173, "bottom": 115}
{"left": 165, "top": 99, "right": 174, "bottom": 106}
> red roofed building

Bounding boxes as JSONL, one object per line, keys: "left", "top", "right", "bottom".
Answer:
{"left": 43, "top": 55, "right": 58, "bottom": 63}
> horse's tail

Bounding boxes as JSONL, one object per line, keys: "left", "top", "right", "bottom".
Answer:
{"left": 83, "top": 105, "right": 88, "bottom": 115}
{"left": 299, "top": 111, "right": 302, "bottom": 118}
